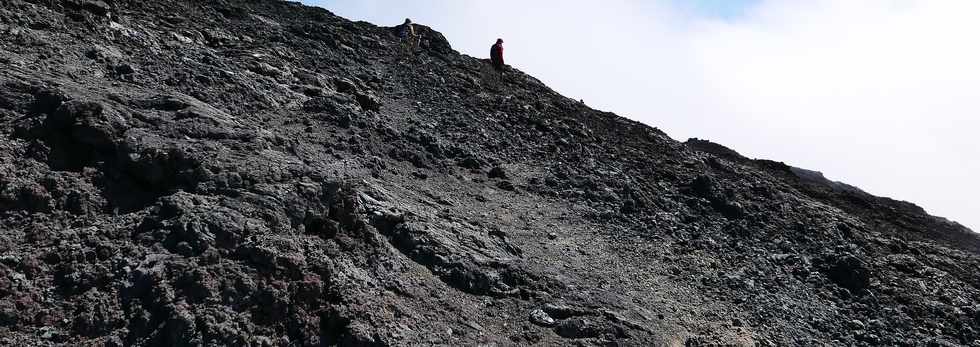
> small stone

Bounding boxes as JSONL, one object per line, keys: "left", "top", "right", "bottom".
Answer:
{"left": 81, "top": 0, "right": 110, "bottom": 16}
{"left": 497, "top": 181, "right": 515, "bottom": 191}
{"left": 355, "top": 92, "right": 381, "bottom": 111}
{"left": 543, "top": 303, "right": 592, "bottom": 319}
{"left": 488, "top": 166, "right": 508, "bottom": 179}
{"left": 40, "top": 327, "right": 56, "bottom": 339}
{"left": 115, "top": 63, "right": 136, "bottom": 75}
{"left": 302, "top": 86, "right": 323, "bottom": 97}
{"left": 459, "top": 157, "right": 482, "bottom": 169}
{"left": 529, "top": 309, "right": 556, "bottom": 327}
{"left": 250, "top": 62, "right": 283, "bottom": 78}
{"left": 465, "top": 321, "right": 485, "bottom": 331}
{"left": 335, "top": 78, "right": 358, "bottom": 93}
{"left": 172, "top": 32, "right": 194, "bottom": 44}
{"left": 547, "top": 233, "right": 558, "bottom": 240}
{"left": 555, "top": 318, "right": 601, "bottom": 339}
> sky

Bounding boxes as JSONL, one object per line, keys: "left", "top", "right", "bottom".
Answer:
{"left": 302, "top": 0, "right": 980, "bottom": 232}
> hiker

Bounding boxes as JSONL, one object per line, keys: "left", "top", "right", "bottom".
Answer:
{"left": 490, "top": 38, "right": 505, "bottom": 73}
{"left": 398, "top": 18, "right": 419, "bottom": 57}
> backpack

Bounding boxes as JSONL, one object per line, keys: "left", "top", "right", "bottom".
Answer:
{"left": 399, "top": 24, "right": 414, "bottom": 39}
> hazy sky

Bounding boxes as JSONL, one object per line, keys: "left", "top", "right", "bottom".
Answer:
{"left": 302, "top": 0, "right": 979, "bottom": 232}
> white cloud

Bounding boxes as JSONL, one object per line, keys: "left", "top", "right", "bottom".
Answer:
{"left": 681, "top": 0, "right": 980, "bottom": 232}
{"left": 312, "top": 0, "right": 980, "bottom": 231}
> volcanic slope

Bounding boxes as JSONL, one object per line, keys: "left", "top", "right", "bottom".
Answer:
{"left": 1, "top": 1, "right": 979, "bottom": 345}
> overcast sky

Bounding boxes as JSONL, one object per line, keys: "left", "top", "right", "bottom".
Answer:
{"left": 302, "top": 0, "right": 980, "bottom": 232}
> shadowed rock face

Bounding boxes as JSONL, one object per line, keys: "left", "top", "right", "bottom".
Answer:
{"left": 1, "top": 1, "right": 978, "bottom": 346}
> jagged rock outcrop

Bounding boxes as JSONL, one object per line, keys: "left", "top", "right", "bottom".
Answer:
{"left": 1, "top": 1, "right": 978, "bottom": 346}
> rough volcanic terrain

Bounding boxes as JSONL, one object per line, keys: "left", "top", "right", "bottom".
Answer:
{"left": 2, "top": 1, "right": 979, "bottom": 345}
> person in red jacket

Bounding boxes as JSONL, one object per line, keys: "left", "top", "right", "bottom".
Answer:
{"left": 490, "top": 38, "right": 504, "bottom": 72}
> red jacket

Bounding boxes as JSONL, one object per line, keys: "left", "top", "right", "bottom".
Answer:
{"left": 490, "top": 43, "right": 504, "bottom": 66}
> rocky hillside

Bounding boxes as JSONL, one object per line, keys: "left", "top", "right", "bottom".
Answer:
{"left": 1, "top": 1, "right": 978, "bottom": 345}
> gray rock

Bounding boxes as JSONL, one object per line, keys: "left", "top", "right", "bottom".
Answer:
{"left": 543, "top": 303, "right": 592, "bottom": 319}
{"left": 554, "top": 318, "right": 601, "bottom": 339}
{"left": 488, "top": 166, "right": 508, "bottom": 179}
{"left": 529, "top": 309, "right": 556, "bottom": 327}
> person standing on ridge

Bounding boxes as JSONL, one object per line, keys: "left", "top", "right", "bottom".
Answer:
{"left": 490, "top": 38, "right": 505, "bottom": 73}
{"left": 399, "top": 18, "right": 419, "bottom": 57}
